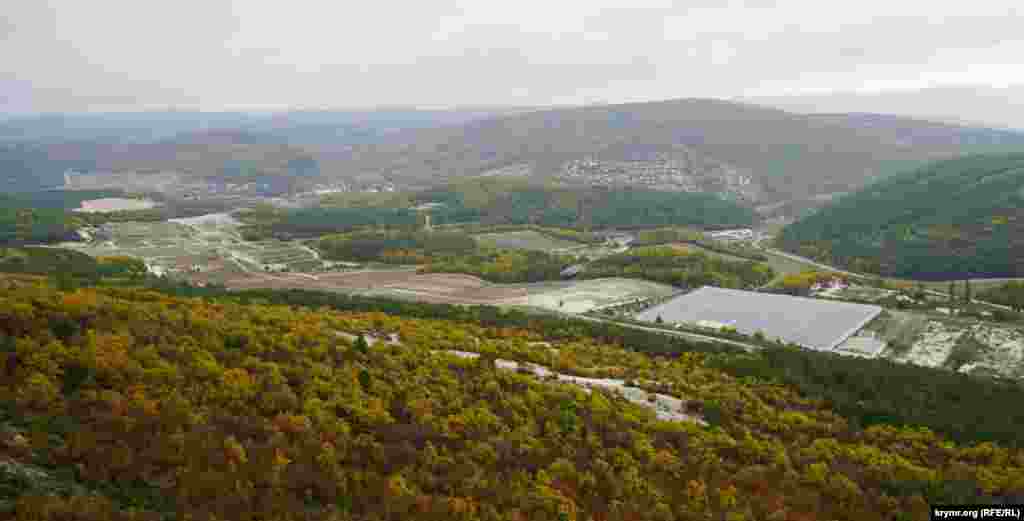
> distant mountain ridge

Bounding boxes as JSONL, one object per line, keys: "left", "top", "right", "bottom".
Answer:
{"left": 0, "top": 109, "right": 515, "bottom": 145}
{"left": 805, "top": 113, "right": 1024, "bottom": 146}
{"left": 335, "top": 98, "right": 1024, "bottom": 205}
{"left": 3, "top": 100, "right": 1023, "bottom": 206}
{"left": 746, "top": 85, "right": 1024, "bottom": 131}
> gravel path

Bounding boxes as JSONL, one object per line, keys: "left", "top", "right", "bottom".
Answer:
{"left": 442, "top": 350, "right": 706, "bottom": 425}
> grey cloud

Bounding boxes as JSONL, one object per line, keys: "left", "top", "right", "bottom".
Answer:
{"left": 2, "top": 1, "right": 1023, "bottom": 112}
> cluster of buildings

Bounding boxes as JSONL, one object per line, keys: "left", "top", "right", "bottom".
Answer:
{"left": 559, "top": 157, "right": 701, "bottom": 192}
{"left": 557, "top": 155, "right": 758, "bottom": 201}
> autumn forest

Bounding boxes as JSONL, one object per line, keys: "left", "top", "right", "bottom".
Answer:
{"left": 0, "top": 274, "right": 1023, "bottom": 521}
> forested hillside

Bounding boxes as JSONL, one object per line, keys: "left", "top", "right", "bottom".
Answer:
{"left": 1, "top": 277, "right": 1024, "bottom": 520}
{"left": 0, "top": 191, "right": 118, "bottom": 245}
{"left": 778, "top": 154, "right": 1024, "bottom": 279}
{"left": 419, "top": 180, "right": 757, "bottom": 229}
{"left": 0, "top": 190, "right": 171, "bottom": 245}
{"left": 244, "top": 181, "right": 757, "bottom": 239}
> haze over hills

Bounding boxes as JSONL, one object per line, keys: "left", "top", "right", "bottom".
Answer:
{"left": 335, "top": 98, "right": 1024, "bottom": 204}
{"left": 0, "top": 109, "right": 517, "bottom": 192}
{"left": 0, "top": 109, "right": 519, "bottom": 145}
{"left": 746, "top": 85, "right": 1024, "bottom": 131}
{"left": 2, "top": 98, "right": 1023, "bottom": 211}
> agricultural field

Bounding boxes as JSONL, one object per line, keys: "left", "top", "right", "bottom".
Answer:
{"left": 218, "top": 269, "right": 679, "bottom": 312}
{"left": 761, "top": 249, "right": 823, "bottom": 277}
{"left": 221, "top": 269, "right": 530, "bottom": 305}
{"left": 57, "top": 216, "right": 327, "bottom": 277}
{"left": 473, "top": 230, "right": 584, "bottom": 252}
{"left": 527, "top": 277, "right": 678, "bottom": 313}
{"left": 666, "top": 242, "right": 751, "bottom": 263}
{"left": 229, "top": 240, "right": 321, "bottom": 271}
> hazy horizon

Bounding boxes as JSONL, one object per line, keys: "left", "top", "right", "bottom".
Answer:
{"left": 4, "top": 1, "right": 1023, "bottom": 116}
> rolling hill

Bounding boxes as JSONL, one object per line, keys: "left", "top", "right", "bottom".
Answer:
{"left": 4, "top": 101, "right": 1023, "bottom": 208}
{"left": 0, "top": 109, "right": 516, "bottom": 192}
{"left": 777, "top": 153, "right": 1024, "bottom": 280}
{"left": 746, "top": 85, "right": 1024, "bottom": 131}
{"left": 332, "top": 98, "right": 1024, "bottom": 205}
{"left": 0, "top": 109, "right": 517, "bottom": 145}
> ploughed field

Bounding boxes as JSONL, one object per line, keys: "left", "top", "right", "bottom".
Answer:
{"left": 219, "top": 269, "right": 678, "bottom": 310}
{"left": 221, "top": 270, "right": 531, "bottom": 305}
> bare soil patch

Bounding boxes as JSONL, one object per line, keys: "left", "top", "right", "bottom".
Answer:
{"left": 221, "top": 270, "right": 529, "bottom": 305}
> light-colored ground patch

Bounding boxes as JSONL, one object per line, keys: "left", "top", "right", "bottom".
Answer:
{"left": 761, "top": 250, "right": 822, "bottom": 277}
{"left": 664, "top": 242, "right": 753, "bottom": 263}
{"left": 959, "top": 324, "right": 1024, "bottom": 378}
{"left": 441, "top": 350, "right": 704, "bottom": 425}
{"left": 474, "top": 230, "right": 583, "bottom": 252}
{"left": 169, "top": 212, "right": 242, "bottom": 228}
{"left": 528, "top": 277, "right": 678, "bottom": 314}
{"left": 823, "top": 285, "right": 895, "bottom": 302}
{"left": 58, "top": 218, "right": 325, "bottom": 277}
{"left": 834, "top": 335, "right": 888, "bottom": 358}
{"left": 73, "top": 198, "right": 158, "bottom": 213}
{"left": 225, "top": 270, "right": 532, "bottom": 305}
{"left": 891, "top": 321, "right": 965, "bottom": 368}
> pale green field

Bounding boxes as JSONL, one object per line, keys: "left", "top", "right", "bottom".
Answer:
{"left": 474, "top": 230, "right": 582, "bottom": 252}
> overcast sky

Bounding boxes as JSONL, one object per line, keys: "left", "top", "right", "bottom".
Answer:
{"left": 3, "top": 0, "right": 1023, "bottom": 113}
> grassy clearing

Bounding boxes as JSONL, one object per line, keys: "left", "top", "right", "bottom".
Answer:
{"left": 473, "top": 230, "right": 582, "bottom": 251}
{"left": 761, "top": 250, "right": 822, "bottom": 276}
{"left": 526, "top": 277, "right": 678, "bottom": 313}
{"left": 668, "top": 243, "right": 751, "bottom": 263}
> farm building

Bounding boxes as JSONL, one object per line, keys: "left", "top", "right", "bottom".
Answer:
{"left": 636, "top": 286, "right": 883, "bottom": 352}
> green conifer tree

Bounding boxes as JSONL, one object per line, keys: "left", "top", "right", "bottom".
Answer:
{"left": 354, "top": 334, "right": 370, "bottom": 354}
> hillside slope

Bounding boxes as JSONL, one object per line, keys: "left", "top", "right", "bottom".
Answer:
{"left": 746, "top": 85, "right": 1024, "bottom": 131}
{"left": 1, "top": 279, "right": 1024, "bottom": 519}
{"left": 0, "top": 109, "right": 513, "bottom": 192}
{"left": 778, "top": 154, "right": 1024, "bottom": 279}
{"left": 336, "top": 98, "right": 1024, "bottom": 204}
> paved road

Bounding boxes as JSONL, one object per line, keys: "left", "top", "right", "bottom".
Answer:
{"left": 759, "top": 246, "right": 1016, "bottom": 311}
